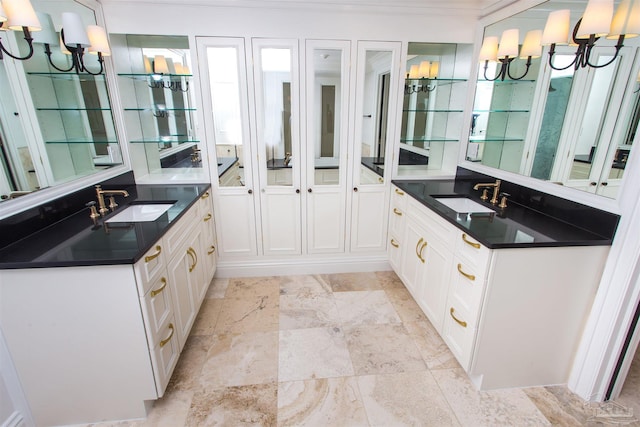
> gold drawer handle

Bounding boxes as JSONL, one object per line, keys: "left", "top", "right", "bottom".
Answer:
{"left": 393, "top": 208, "right": 403, "bottom": 216}
{"left": 150, "top": 277, "right": 168, "bottom": 297}
{"left": 201, "top": 191, "right": 210, "bottom": 199}
{"left": 395, "top": 188, "right": 405, "bottom": 195}
{"left": 416, "top": 238, "right": 427, "bottom": 263}
{"left": 204, "top": 213, "right": 212, "bottom": 222}
{"left": 390, "top": 239, "right": 399, "bottom": 248}
{"left": 450, "top": 308, "right": 467, "bottom": 328}
{"left": 159, "top": 323, "right": 175, "bottom": 347}
{"left": 457, "top": 263, "right": 476, "bottom": 281}
{"left": 145, "top": 245, "right": 162, "bottom": 263}
{"left": 462, "top": 234, "right": 480, "bottom": 249}
{"left": 187, "top": 247, "right": 198, "bottom": 272}
{"left": 208, "top": 245, "right": 216, "bottom": 255}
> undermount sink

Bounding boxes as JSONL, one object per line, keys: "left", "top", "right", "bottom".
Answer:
{"left": 434, "top": 197, "right": 494, "bottom": 214}
{"left": 105, "top": 203, "right": 174, "bottom": 223}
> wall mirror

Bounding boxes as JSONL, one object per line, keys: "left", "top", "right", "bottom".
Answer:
{"left": 112, "top": 34, "right": 197, "bottom": 178}
{"left": 400, "top": 42, "right": 471, "bottom": 177}
{"left": 465, "top": 0, "right": 640, "bottom": 200}
{"left": 0, "top": 0, "right": 122, "bottom": 206}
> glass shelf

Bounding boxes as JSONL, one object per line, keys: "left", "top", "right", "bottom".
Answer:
{"left": 476, "top": 79, "right": 536, "bottom": 83}
{"left": 118, "top": 73, "right": 192, "bottom": 80}
{"left": 27, "top": 72, "right": 106, "bottom": 82}
{"left": 403, "top": 109, "right": 464, "bottom": 113}
{"left": 130, "top": 138, "right": 200, "bottom": 144}
{"left": 401, "top": 138, "right": 459, "bottom": 143}
{"left": 45, "top": 138, "right": 117, "bottom": 144}
{"left": 404, "top": 78, "right": 467, "bottom": 84}
{"left": 473, "top": 109, "right": 530, "bottom": 113}
{"left": 123, "top": 107, "right": 197, "bottom": 112}
{"left": 469, "top": 137, "right": 525, "bottom": 142}
{"left": 36, "top": 108, "right": 112, "bottom": 111}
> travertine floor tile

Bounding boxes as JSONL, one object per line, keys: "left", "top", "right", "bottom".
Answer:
{"left": 384, "top": 287, "right": 429, "bottom": 323}
{"left": 358, "top": 371, "right": 460, "bottom": 426}
{"left": 199, "top": 331, "right": 278, "bottom": 389}
{"left": 205, "top": 278, "right": 229, "bottom": 299}
{"left": 277, "top": 377, "right": 368, "bottom": 427}
{"left": 214, "top": 294, "right": 279, "bottom": 333}
{"left": 523, "top": 387, "right": 588, "bottom": 427}
{"left": 225, "top": 276, "right": 280, "bottom": 300}
{"left": 279, "top": 275, "right": 332, "bottom": 296}
{"left": 167, "top": 335, "right": 213, "bottom": 392}
{"left": 279, "top": 292, "right": 341, "bottom": 330}
{"left": 432, "top": 367, "right": 551, "bottom": 427}
{"left": 190, "top": 299, "right": 222, "bottom": 336}
{"left": 345, "top": 323, "right": 426, "bottom": 375}
{"left": 279, "top": 327, "right": 354, "bottom": 382}
{"left": 320, "top": 272, "right": 383, "bottom": 292}
{"left": 404, "top": 319, "right": 461, "bottom": 370}
{"left": 333, "top": 290, "right": 400, "bottom": 326}
{"left": 185, "top": 383, "right": 277, "bottom": 427}
{"left": 139, "top": 390, "right": 194, "bottom": 427}
{"left": 374, "top": 270, "right": 405, "bottom": 290}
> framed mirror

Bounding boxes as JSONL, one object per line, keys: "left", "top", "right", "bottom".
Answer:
{"left": 465, "top": 0, "right": 640, "bottom": 200}
{"left": 0, "top": 0, "right": 123, "bottom": 210}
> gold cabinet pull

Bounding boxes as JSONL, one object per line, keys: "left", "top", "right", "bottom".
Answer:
{"left": 159, "top": 323, "right": 175, "bottom": 347}
{"left": 461, "top": 234, "right": 480, "bottom": 249}
{"left": 415, "top": 238, "right": 427, "bottom": 263}
{"left": 203, "top": 213, "right": 212, "bottom": 222}
{"left": 393, "top": 208, "right": 403, "bottom": 216}
{"left": 145, "top": 245, "right": 162, "bottom": 263}
{"left": 200, "top": 191, "right": 210, "bottom": 199}
{"left": 378, "top": 177, "right": 384, "bottom": 183}
{"left": 390, "top": 239, "right": 399, "bottom": 248}
{"left": 208, "top": 245, "right": 216, "bottom": 255}
{"left": 187, "top": 247, "right": 198, "bottom": 272}
{"left": 395, "top": 188, "right": 405, "bottom": 195}
{"left": 150, "top": 277, "right": 168, "bottom": 297}
{"left": 457, "top": 263, "right": 476, "bottom": 281}
{"left": 450, "top": 308, "right": 467, "bottom": 328}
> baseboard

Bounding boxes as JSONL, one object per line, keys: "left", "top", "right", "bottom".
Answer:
{"left": 214, "top": 254, "right": 391, "bottom": 278}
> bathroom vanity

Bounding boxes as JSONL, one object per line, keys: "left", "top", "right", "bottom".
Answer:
{"left": 389, "top": 171, "right": 618, "bottom": 390}
{"left": 0, "top": 183, "right": 215, "bottom": 426}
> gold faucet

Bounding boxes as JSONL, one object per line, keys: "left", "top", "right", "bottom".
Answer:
{"left": 473, "top": 179, "right": 501, "bottom": 205}
{"left": 95, "top": 185, "right": 129, "bottom": 216}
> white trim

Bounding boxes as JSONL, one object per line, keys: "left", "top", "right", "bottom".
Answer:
{"left": 214, "top": 255, "right": 391, "bottom": 278}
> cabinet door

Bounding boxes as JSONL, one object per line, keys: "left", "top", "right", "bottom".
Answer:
{"left": 253, "top": 39, "right": 302, "bottom": 256}
{"left": 199, "top": 194, "right": 217, "bottom": 282}
{"left": 350, "top": 41, "right": 401, "bottom": 252}
{"left": 418, "top": 235, "right": 452, "bottom": 332}
{"left": 399, "top": 217, "right": 428, "bottom": 297}
{"left": 305, "top": 40, "right": 351, "bottom": 254}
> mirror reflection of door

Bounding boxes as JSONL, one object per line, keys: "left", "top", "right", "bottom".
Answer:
{"left": 320, "top": 85, "right": 335, "bottom": 157}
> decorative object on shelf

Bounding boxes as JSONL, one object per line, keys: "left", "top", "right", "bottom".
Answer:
{"left": 541, "top": 0, "right": 640, "bottom": 71}
{"left": 147, "top": 54, "right": 190, "bottom": 92}
{"left": 34, "top": 11, "right": 110, "bottom": 75}
{"left": 479, "top": 29, "right": 542, "bottom": 81}
{"left": 0, "top": 0, "right": 41, "bottom": 61}
{"left": 405, "top": 60, "right": 439, "bottom": 94}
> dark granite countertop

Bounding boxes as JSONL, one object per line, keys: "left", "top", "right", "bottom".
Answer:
{"left": 218, "top": 157, "right": 239, "bottom": 177}
{"left": 393, "top": 179, "right": 613, "bottom": 249}
{"left": 0, "top": 183, "right": 210, "bottom": 269}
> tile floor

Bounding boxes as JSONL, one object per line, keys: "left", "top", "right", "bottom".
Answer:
{"left": 86, "top": 272, "right": 640, "bottom": 426}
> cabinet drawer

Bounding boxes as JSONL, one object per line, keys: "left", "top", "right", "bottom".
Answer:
{"left": 149, "top": 315, "right": 180, "bottom": 397}
{"left": 449, "top": 256, "right": 486, "bottom": 319}
{"left": 391, "top": 185, "right": 408, "bottom": 211}
{"left": 442, "top": 295, "right": 477, "bottom": 370}
{"left": 140, "top": 274, "right": 173, "bottom": 348}
{"left": 163, "top": 202, "right": 199, "bottom": 255}
{"left": 408, "top": 198, "right": 457, "bottom": 250}
{"left": 455, "top": 232, "right": 491, "bottom": 269}
{"left": 134, "top": 243, "right": 166, "bottom": 296}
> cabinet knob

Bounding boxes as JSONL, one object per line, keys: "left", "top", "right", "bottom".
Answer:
{"left": 590, "top": 182, "right": 597, "bottom": 186}
{"left": 353, "top": 187, "right": 358, "bottom": 192}
{"left": 601, "top": 182, "right": 608, "bottom": 186}
{"left": 308, "top": 188, "right": 312, "bottom": 193}
{"left": 248, "top": 189, "right": 253, "bottom": 194}
{"left": 296, "top": 189, "right": 300, "bottom": 194}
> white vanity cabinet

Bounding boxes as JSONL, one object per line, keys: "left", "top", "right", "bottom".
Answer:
{"left": 0, "top": 192, "right": 217, "bottom": 425}
{"left": 389, "top": 184, "right": 610, "bottom": 390}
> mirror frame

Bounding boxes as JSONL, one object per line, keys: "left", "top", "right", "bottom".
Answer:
{"left": 459, "top": 0, "right": 640, "bottom": 214}
{"left": 0, "top": 0, "right": 130, "bottom": 220}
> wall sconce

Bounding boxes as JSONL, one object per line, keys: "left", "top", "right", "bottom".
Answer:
{"left": 479, "top": 28, "right": 542, "bottom": 81}
{"left": 405, "top": 60, "right": 439, "bottom": 94}
{"left": 34, "top": 12, "right": 110, "bottom": 75}
{"left": 148, "top": 54, "right": 190, "bottom": 92}
{"left": 541, "top": 0, "right": 640, "bottom": 71}
{"left": 0, "top": 0, "right": 41, "bottom": 61}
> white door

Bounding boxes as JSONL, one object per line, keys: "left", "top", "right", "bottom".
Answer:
{"left": 197, "top": 37, "right": 259, "bottom": 258}
{"left": 252, "top": 39, "right": 302, "bottom": 256}
{"left": 305, "top": 40, "right": 351, "bottom": 254}
{"left": 349, "top": 41, "right": 402, "bottom": 253}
